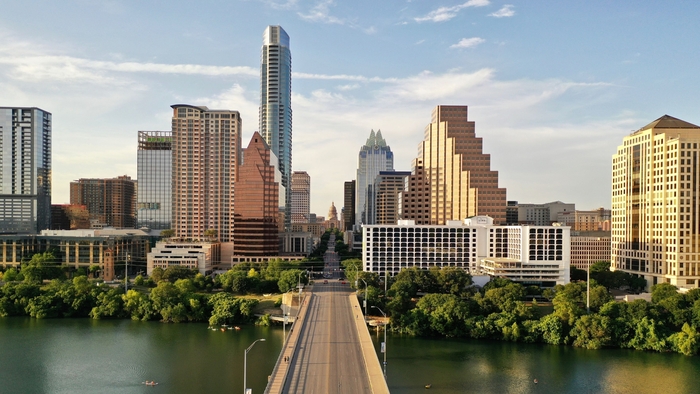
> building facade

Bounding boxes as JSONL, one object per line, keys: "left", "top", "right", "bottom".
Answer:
{"left": 0, "top": 229, "right": 150, "bottom": 273}
{"left": 362, "top": 216, "right": 570, "bottom": 286}
{"left": 356, "top": 130, "right": 394, "bottom": 227}
{"left": 399, "top": 158, "right": 431, "bottom": 225}
{"left": 259, "top": 25, "right": 293, "bottom": 231}
{"left": 137, "top": 131, "right": 172, "bottom": 231}
{"left": 343, "top": 180, "right": 356, "bottom": 231}
{"left": 0, "top": 107, "right": 51, "bottom": 234}
{"left": 148, "top": 241, "right": 219, "bottom": 275}
{"left": 233, "top": 132, "right": 280, "bottom": 257}
{"left": 70, "top": 176, "right": 136, "bottom": 229}
{"left": 419, "top": 106, "right": 507, "bottom": 224}
{"left": 372, "top": 171, "right": 410, "bottom": 225}
{"left": 291, "top": 171, "right": 310, "bottom": 223}
{"left": 570, "top": 231, "right": 611, "bottom": 270}
{"left": 171, "top": 105, "right": 241, "bottom": 244}
{"left": 574, "top": 208, "right": 611, "bottom": 231}
{"left": 50, "top": 204, "right": 90, "bottom": 230}
{"left": 612, "top": 115, "right": 700, "bottom": 290}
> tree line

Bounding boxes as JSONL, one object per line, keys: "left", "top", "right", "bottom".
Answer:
{"left": 350, "top": 265, "right": 700, "bottom": 356}
{"left": 0, "top": 254, "right": 313, "bottom": 326}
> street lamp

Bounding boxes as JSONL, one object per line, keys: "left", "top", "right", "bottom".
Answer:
{"left": 125, "top": 254, "right": 130, "bottom": 292}
{"left": 244, "top": 338, "right": 266, "bottom": 394}
{"left": 357, "top": 278, "right": 368, "bottom": 318}
{"left": 372, "top": 306, "right": 387, "bottom": 379}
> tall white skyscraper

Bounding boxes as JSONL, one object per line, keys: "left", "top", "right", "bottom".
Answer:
{"left": 356, "top": 130, "right": 394, "bottom": 228}
{"left": 259, "top": 25, "right": 292, "bottom": 231}
{"left": 0, "top": 107, "right": 51, "bottom": 233}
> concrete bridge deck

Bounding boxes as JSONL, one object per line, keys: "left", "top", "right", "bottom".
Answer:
{"left": 264, "top": 283, "right": 389, "bottom": 394}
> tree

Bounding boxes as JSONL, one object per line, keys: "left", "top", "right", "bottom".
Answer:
{"left": 652, "top": 283, "right": 678, "bottom": 304}
{"left": 3, "top": 267, "right": 18, "bottom": 282}
{"left": 433, "top": 267, "right": 473, "bottom": 296}
{"left": 203, "top": 228, "right": 218, "bottom": 240}
{"left": 150, "top": 267, "right": 164, "bottom": 283}
{"left": 278, "top": 269, "right": 306, "bottom": 293}
{"left": 669, "top": 323, "right": 700, "bottom": 356}
{"left": 570, "top": 314, "right": 612, "bottom": 349}
{"left": 160, "top": 229, "right": 175, "bottom": 238}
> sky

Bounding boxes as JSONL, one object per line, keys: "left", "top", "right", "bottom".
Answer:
{"left": 1, "top": 0, "right": 699, "bottom": 217}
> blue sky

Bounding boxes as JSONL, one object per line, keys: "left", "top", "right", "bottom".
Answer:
{"left": 1, "top": 0, "right": 699, "bottom": 217}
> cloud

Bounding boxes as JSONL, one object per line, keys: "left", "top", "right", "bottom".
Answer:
{"left": 450, "top": 37, "right": 486, "bottom": 49}
{"left": 489, "top": 4, "right": 515, "bottom": 18}
{"left": 414, "top": 0, "right": 490, "bottom": 23}
{"left": 298, "top": 0, "right": 345, "bottom": 25}
{"left": 259, "top": 0, "right": 298, "bottom": 10}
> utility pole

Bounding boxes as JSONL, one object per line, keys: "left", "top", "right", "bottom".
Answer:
{"left": 587, "top": 251, "right": 590, "bottom": 314}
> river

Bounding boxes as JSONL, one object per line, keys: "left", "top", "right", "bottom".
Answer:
{"left": 1, "top": 318, "right": 699, "bottom": 394}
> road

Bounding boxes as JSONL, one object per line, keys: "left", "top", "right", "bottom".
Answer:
{"left": 282, "top": 282, "right": 371, "bottom": 394}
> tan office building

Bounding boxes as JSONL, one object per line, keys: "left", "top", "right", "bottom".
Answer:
{"left": 291, "top": 171, "right": 310, "bottom": 223}
{"left": 612, "top": 115, "right": 700, "bottom": 290}
{"left": 171, "top": 105, "right": 241, "bottom": 243}
{"left": 574, "top": 208, "right": 611, "bottom": 231}
{"left": 418, "top": 105, "right": 507, "bottom": 224}
{"left": 570, "top": 231, "right": 611, "bottom": 270}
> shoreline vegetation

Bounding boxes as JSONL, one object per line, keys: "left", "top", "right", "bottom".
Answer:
{"left": 0, "top": 251, "right": 312, "bottom": 327}
{"left": 343, "top": 260, "right": 700, "bottom": 357}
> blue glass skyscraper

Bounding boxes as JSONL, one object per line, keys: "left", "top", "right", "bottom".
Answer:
{"left": 259, "top": 25, "right": 292, "bottom": 231}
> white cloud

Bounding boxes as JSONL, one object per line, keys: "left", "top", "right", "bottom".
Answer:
{"left": 414, "top": 0, "right": 490, "bottom": 23}
{"left": 298, "top": 0, "right": 345, "bottom": 25}
{"left": 489, "top": 4, "right": 515, "bottom": 18}
{"left": 450, "top": 37, "right": 486, "bottom": 49}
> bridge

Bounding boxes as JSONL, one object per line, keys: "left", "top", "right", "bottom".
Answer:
{"left": 264, "top": 282, "right": 389, "bottom": 393}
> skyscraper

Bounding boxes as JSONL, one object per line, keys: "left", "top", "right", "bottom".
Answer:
{"left": 372, "top": 171, "right": 411, "bottom": 225}
{"left": 136, "top": 131, "right": 172, "bottom": 231}
{"left": 233, "top": 132, "right": 279, "bottom": 256}
{"left": 0, "top": 107, "right": 51, "bottom": 234}
{"left": 400, "top": 158, "right": 430, "bottom": 225}
{"left": 343, "top": 180, "right": 356, "bottom": 231}
{"left": 612, "top": 115, "right": 700, "bottom": 290}
{"left": 171, "top": 105, "right": 241, "bottom": 243}
{"left": 356, "top": 130, "right": 394, "bottom": 227}
{"left": 291, "top": 171, "right": 310, "bottom": 223}
{"left": 419, "top": 105, "right": 506, "bottom": 224}
{"left": 259, "top": 25, "right": 292, "bottom": 231}
{"left": 70, "top": 176, "right": 136, "bottom": 228}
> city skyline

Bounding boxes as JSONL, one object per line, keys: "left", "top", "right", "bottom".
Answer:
{"left": 1, "top": 2, "right": 698, "bottom": 215}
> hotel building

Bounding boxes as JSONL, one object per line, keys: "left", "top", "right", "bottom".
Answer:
{"left": 170, "top": 105, "right": 241, "bottom": 244}
{"left": 419, "top": 106, "right": 507, "bottom": 224}
{"left": 612, "top": 115, "right": 700, "bottom": 290}
{"left": 363, "top": 216, "right": 570, "bottom": 286}
{"left": 0, "top": 107, "right": 51, "bottom": 234}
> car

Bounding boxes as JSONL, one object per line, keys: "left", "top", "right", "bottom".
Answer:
{"left": 323, "top": 280, "right": 328, "bottom": 284}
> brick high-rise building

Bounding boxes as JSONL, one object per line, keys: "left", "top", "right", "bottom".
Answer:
{"left": 419, "top": 105, "right": 507, "bottom": 224}
{"left": 0, "top": 107, "right": 51, "bottom": 234}
{"left": 70, "top": 176, "right": 136, "bottom": 228}
{"left": 171, "top": 105, "right": 241, "bottom": 243}
{"left": 612, "top": 115, "right": 700, "bottom": 290}
{"left": 291, "top": 171, "right": 310, "bottom": 223}
{"left": 233, "top": 132, "right": 280, "bottom": 257}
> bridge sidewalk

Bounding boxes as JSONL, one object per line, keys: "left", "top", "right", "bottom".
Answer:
{"left": 264, "top": 290, "right": 312, "bottom": 394}
{"left": 349, "top": 294, "right": 390, "bottom": 394}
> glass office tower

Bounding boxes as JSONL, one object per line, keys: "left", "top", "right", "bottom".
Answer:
{"left": 0, "top": 107, "right": 51, "bottom": 234}
{"left": 260, "top": 25, "right": 292, "bottom": 231}
{"left": 137, "top": 131, "right": 172, "bottom": 231}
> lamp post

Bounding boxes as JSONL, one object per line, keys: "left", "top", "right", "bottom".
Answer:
{"left": 244, "top": 338, "right": 266, "bottom": 394}
{"left": 357, "top": 278, "right": 368, "bottom": 318}
{"left": 125, "top": 254, "right": 130, "bottom": 292}
{"left": 587, "top": 251, "right": 590, "bottom": 314}
{"left": 372, "top": 306, "right": 387, "bottom": 379}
